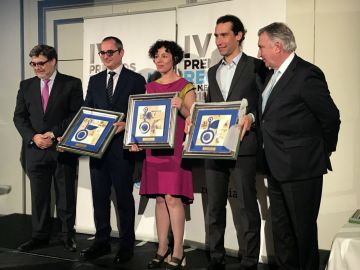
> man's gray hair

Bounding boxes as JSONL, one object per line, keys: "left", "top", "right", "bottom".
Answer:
{"left": 258, "top": 22, "right": 297, "bottom": 52}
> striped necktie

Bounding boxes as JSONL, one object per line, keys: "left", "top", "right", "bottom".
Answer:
{"left": 107, "top": 71, "right": 116, "bottom": 104}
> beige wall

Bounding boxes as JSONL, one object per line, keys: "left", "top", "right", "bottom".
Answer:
{"left": 0, "top": 0, "right": 359, "bottom": 251}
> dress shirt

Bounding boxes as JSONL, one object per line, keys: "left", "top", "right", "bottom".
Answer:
{"left": 216, "top": 53, "right": 242, "bottom": 100}
{"left": 106, "top": 64, "right": 123, "bottom": 95}
{"left": 276, "top": 52, "right": 295, "bottom": 83}
{"left": 40, "top": 70, "right": 57, "bottom": 96}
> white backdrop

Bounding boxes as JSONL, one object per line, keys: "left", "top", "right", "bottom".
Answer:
{"left": 78, "top": 0, "right": 285, "bottom": 262}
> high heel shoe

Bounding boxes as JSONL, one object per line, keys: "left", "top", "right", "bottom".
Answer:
{"left": 147, "top": 248, "right": 172, "bottom": 269}
{"left": 165, "top": 255, "right": 186, "bottom": 270}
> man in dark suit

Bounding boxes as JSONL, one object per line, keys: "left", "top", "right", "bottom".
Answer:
{"left": 79, "top": 36, "right": 145, "bottom": 263}
{"left": 13, "top": 45, "right": 83, "bottom": 252}
{"left": 257, "top": 22, "right": 340, "bottom": 270}
{"left": 205, "top": 15, "right": 266, "bottom": 270}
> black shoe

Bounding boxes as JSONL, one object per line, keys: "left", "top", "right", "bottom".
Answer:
{"left": 239, "top": 265, "right": 257, "bottom": 270}
{"left": 113, "top": 249, "right": 134, "bottom": 264}
{"left": 207, "top": 258, "right": 225, "bottom": 270}
{"left": 63, "top": 237, "right": 77, "bottom": 252}
{"left": 165, "top": 255, "right": 186, "bottom": 270}
{"left": 17, "top": 238, "right": 49, "bottom": 252}
{"left": 80, "top": 243, "right": 111, "bottom": 260}
{"left": 147, "top": 248, "right": 172, "bottom": 269}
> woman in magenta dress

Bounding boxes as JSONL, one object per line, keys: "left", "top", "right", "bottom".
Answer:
{"left": 131, "top": 40, "right": 195, "bottom": 269}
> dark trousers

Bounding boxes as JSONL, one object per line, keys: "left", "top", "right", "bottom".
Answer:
{"left": 205, "top": 156, "right": 260, "bottom": 267}
{"left": 267, "top": 175, "right": 323, "bottom": 270}
{"left": 89, "top": 154, "right": 135, "bottom": 250}
{"left": 27, "top": 153, "right": 77, "bottom": 240}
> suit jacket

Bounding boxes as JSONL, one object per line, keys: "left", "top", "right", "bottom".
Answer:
{"left": 259, "top": 55, "right": 340, "bottom": 181}
{"left": 207, "top": 53, "right": 266, "bottom": 155}
{"left": 13, "top": 72, "right": 83, "bottom": 166}
{"left": 84, "top": 66, "right": 146, "bottom": 160}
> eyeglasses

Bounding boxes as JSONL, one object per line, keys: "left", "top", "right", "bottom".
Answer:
{"left": 98, "top": 49, "right": 120, "bottom": 57}
{"left": 29, "top": 60, "right": 50, "bottom": 67}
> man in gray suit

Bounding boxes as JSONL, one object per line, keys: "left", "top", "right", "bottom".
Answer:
{"left": 205, "top": 15, "right": 266, "bottom": 270}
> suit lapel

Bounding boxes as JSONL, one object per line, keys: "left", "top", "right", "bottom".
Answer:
{"left": 262, "top": 56, "right": 298, "bottom": 114}
{"left": 209, "top": 61, "right": 224, "bottom": 101}
{"left": 111, "top": 67, "right": 128, "bottom": 106}
{"left": 29, "top": 77, "right": 44, "bottom": 116}
{"left": 227, "top": 53, "right": 248, "bottom": 100}
{"left": 45, "top": 72, "right": 62, "bottom": 115}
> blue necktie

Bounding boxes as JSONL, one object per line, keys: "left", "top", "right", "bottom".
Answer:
{"left": 262, "top": 70, "right": 280, "bottom": 112}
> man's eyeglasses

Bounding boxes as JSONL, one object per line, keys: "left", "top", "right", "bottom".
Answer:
{"left": 98, "top": 49, "right": 120, "bottom": 57}
{"left": 29, "top": 60, "right": 50, "bottom": 67}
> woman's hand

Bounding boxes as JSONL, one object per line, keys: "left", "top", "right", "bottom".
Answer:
{"left": 171, "top": 96, "right": 183, "bottom": 110}
{"left": 184, "top": 116, "right": 192, "bottom": 134}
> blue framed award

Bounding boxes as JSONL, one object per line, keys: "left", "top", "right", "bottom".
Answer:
{"left": 123, "top": 92, "right": 177, "bottom": 149}
{"left": 183, "top": 99, "right": 248, "bottom": 159}
{"left": 57, "top": 107, "right": 124, "bottom": 158}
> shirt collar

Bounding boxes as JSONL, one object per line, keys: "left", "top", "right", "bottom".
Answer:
{"left": 277, "top": 52, "right": 295, "bottom": 74}
{"left": 221, "top": 52, "right": 242, "bottom": 66}
{"left": 107, "top": 64, "right": 123, "bottom": 76}
{"left": 42, "top": 70, "right": 57, "bottom": 83}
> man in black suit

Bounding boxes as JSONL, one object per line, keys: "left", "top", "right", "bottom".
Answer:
{"left": 257, "top": 22, "right": 340, "bottom": 270}
{"left": 205, "top": 15, "right": 266, "bottom": 270}
{"left": 13, "top": 45, "right": 83, "bottom": 252}
{"left": 79, "top": 36, "right": 145, "bottom": 263}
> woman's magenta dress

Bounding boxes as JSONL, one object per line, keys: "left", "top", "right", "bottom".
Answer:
{"left": 139, "top": 78, "right": 194, "bottom": 203}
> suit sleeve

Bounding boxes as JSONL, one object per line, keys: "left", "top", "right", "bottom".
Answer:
{"left": 84, "top": 76, "right": 95, "bottom": 107}
{"left": 52, "top": 78, "right": 84, "bottom": 137}
{"left": 13, "top": 81, "right": 36, "bottom": 144}
{"left": 134, "top": 74, "right": 146, "bottom": 95}
{"left": 301, "top": 66, "right": 340, "bottom": 152}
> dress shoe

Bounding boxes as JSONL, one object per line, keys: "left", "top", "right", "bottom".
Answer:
{"left": 80, "top": 243, "right": 111, "bottom": 260}
{"left": 63, "top": 237, "right": 77, "bottom": 252}
{"left": 113, "top": 249, "right": 134, "bottom": 263}
{"left": 17, "top": 238, "right": 49, "bottom": 252}
{"left": 165, "top": 255, "right": 186, "bottom": 270}
{"left": 148, "top": 248, "right": 172, "bottom": 269}
{"left": 207, "top": 258, "right": 226, "bottom": 270}
{"left": 238, "top": 265, "right": 257, "bottom": 270}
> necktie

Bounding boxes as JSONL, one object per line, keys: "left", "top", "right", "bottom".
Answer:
{"left": 262, "top": 70, "right": 280, "bottom": 112}
{"left": 42, "top": 79, "right": 50, "bottom": 112}
{"left": 107, "top": 71, "right": 116, "bottom": 104}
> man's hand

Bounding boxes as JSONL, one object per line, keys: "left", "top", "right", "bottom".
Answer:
{"left": 238, "top": 114, "right": 253, "bottom": 141}
{"left": 32, "top": 133, "right": 53, "bottom": 149}
{"left": 129, "top": 144, "right": 143, "bottom": 152}
{"left": 56, "top": 137, "right": 64, "bottom": 152}
{"left": 113, "top": 121, "right": 126, "bottom": 134}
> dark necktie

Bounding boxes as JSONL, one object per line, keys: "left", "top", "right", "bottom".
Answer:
{"left": 107, "top": 71, "right": 116, "bottom": 104}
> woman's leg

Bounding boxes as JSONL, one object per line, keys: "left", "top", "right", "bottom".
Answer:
{"left": 165, "top": 195, "right": 185, "bottom": 260}
{"left": 155, "top": 196, "right": 171, "bottom": 255}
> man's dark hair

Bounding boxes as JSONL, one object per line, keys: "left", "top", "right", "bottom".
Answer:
{"left": 29, "top": 45, "right": 58, "bottom": 62}
{"left": 216, "top": 14, "right": 247, "bottom": 45}
{"left": 148, "top": 40, "right": 184, "bottom": 66}
{"left": 102, "top": 36, "right": 123, "bottom": 50}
